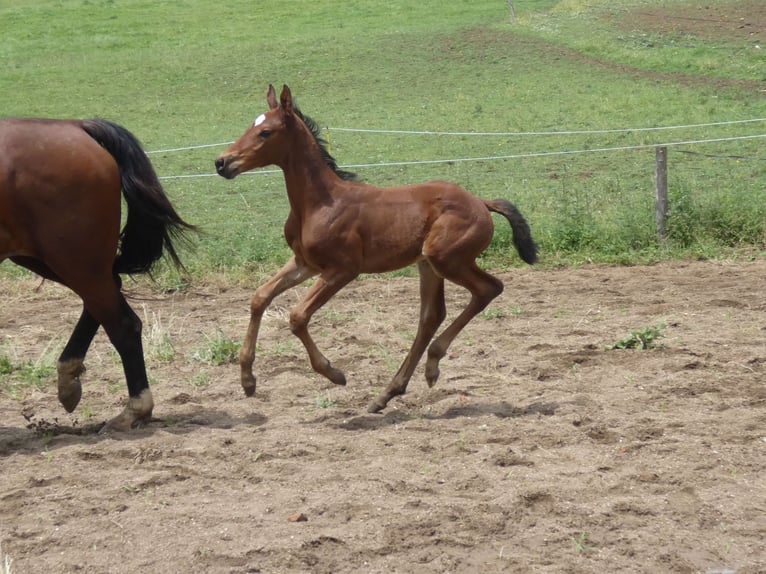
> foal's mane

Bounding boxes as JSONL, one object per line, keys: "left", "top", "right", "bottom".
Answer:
{"left": 293, "top": 104, "right": 359, "bottom": 182}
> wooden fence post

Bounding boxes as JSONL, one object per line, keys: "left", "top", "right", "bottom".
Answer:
{"left": 655, "top": 146, "right": 668, "bottom": 243}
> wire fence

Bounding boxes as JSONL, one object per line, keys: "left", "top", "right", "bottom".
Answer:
{"left": 149, "top": 117, "right": 766, "bottom": 181}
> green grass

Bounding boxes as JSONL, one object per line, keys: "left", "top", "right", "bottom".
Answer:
{"left": 1, "top": 0, "right": 764, "bottom": 281}
{"left": 192, "top": 331, "right": 241, "bottom": 366}
{"left": 315, "top": 392, "right": 337, "bottom": 409}
{"left": 521, "top": 0, "right": 765, "bottom": 81}
{"left": 0, "top": 351, "right": 56, "bottom": 399}
{"left": 571, "top": 530, "right": 594, "bottom": 554}
{"left": 610, "top": 323, "right": 667, "bottom": 350}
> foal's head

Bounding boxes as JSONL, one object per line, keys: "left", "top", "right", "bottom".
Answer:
{"left": 215, "top": 84, "right": 356, "bottom": 181}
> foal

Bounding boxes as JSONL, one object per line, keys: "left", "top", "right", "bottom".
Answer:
{"left": 216, "top": 84, "right": 537, "bottom": 413}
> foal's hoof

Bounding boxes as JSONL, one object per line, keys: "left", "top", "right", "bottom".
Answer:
{"left": 366, "top": 398, "right": 387, "bottom": 414}
{"left": 328, "top": 368, "right": 347, "bottom": 386}
{"left": 241, "top": 374, "right": 257, "bottom": 397}
{"left": 425, "top": 363, "right": 441, "bottom": 388}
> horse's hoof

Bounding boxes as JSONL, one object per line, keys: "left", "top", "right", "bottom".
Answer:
{"left": 242, "top": 385, "right": 256, "bottom": 397}
{"left": 101, "top": 411, "right": 148, "bottom": 433}
{"left": 58, "top": 383, "right": 82, "bottom": 413}
{"left": 102, "top": 389, "right": 154, "bottom": 432}
{"left": 57, "top": 358, "right": 85, "bottom": 412}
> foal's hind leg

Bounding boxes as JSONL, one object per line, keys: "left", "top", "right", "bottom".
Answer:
{"left": 424, "top": 263, "right": 503, "bottom": 388}
{"left": 57, "top": 308, "right": 99, "bottom": 412}
{"left": 368, "top": 260, "right": 446, "bottom": 413}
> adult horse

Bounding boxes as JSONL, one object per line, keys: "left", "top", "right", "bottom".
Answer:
{"left": 0, "top": 118, "right": 196, "bottom": 430}
{"left": 215, "top": 84, "right": 537, "bottom": 413}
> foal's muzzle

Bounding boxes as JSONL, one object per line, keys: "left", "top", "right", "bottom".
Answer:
{"left": 214, "top": 156, "right": 236, "bottom": 179}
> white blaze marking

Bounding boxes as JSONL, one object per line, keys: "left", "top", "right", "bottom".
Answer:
{"left": 254, "top": 113, "right": 266, "bottom": 127}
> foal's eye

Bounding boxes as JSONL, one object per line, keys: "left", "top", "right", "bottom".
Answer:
{"left": 259, "top": 130, "right": 272, "bottom": 139}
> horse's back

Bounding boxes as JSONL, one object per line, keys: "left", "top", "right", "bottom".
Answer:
{"left": 0, "top": 118, "right": 122, "bottom": 269}
{"left": 0, "top": 118, "right": 118, "bottom": 181}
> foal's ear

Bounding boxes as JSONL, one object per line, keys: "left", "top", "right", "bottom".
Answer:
{"left": 266, "top": 84, "right": 278, "bottom": 109}
{"left": 279, "top": 84, "right": 294, "bottom": 115}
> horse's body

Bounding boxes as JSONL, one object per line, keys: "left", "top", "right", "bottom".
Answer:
{"left": 0, "top": 118, "right": 195, "bottom": 430}
{"left": 216, "top": 85, "right": 537, "bottom": 413}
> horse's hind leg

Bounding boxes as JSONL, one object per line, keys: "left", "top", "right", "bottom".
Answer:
{"left": 80, "top": 286, "right": 153, "bottom": 431}
{"left": 368, "top": 260, "right": 446, "bottom": 413}
{"left": 425, "top": 263, "right": 503, "bottom": 388}
{"left": 8, "top": 256, "right": 102, "bottom": 413}
{"left": 57, "top": 308, "right": 99, "bottom": 412}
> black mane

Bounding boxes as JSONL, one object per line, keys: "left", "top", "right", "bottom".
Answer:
{"left": 293, "top": 104, "right": 359, "bottom": 182}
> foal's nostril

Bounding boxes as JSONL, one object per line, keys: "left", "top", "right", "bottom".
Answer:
{"left": 214, "top": 157, "right": 226, "bottom": 173}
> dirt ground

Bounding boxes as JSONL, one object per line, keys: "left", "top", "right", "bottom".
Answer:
{"left": 1, "top": 257, "right": 764, "bottom": 573}
{"left": 2, "top": 2, "right": 765, "bottom": 572}
{"left": 619, "top": 0, "right": 765, "bottom": 43}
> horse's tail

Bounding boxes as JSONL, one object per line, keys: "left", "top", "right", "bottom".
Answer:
{"left": 484, "top": 199, "right": 538, "bottom": 265}
{"left": 79, "top": 119, "right": 197, "bottom": 275}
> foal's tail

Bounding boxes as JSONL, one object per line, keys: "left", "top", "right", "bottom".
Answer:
{"left": 80, "top": 119, "right": 197, "bottom": 275}
{"left": 485, "top": 199, "right": 538, "bottom": 264}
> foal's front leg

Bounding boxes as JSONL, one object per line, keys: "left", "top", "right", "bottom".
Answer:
{"left": 240, "top": 257, "right": 317, "bottom": 396}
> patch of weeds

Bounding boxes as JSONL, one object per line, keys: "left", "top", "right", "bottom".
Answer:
{"left": 0, "top": 355, "right": 13, "bottom": 375}
{"left": 107, "top": 380, "right": 124, "bottom": 395}
{"left": 268, "top": 339, "right": 296, "bottom": 356}
{"left": 142, "top": 308, "right": 176, "bottom": 363}
{"left": 481, "top": 308, "right": 505, "bottom": 320}
{"left": 21, "top": 363, "right": 55, "bottom": 385}
{"left": 0, "top": 352, "right": 55, "bottom": 399}
{"left": 150, "top": 333, "right": 176, "bottom": 363}
{"left": 193, "top": 331, "right": 241, "bottom": 366}
{"left": 79, "top": 403, "right": 96, "bottom": 420}
{"left": 571, "top": 531, "right": 593, "bottom": 554}
{"left": 190, "top": 372, "right": 210, "bottom": 390}
{"left": 315, "top": 392, "right": 336, "bottom": 409}
{"left": 610, "top": 323, "right": 666, "bottom": 350}
{"left": 375, "top": 344, "right": 400, "bottom": 373}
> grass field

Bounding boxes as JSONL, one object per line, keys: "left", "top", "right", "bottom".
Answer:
{"left": 1, "top": 0, "right": 764, "bottom": 281}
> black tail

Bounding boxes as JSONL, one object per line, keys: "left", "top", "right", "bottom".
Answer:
{"left": 485, "top": 199, "right": 538, "bottom": 264}
{"left": 80, "top": 119, "right": 197, "bottom": 275}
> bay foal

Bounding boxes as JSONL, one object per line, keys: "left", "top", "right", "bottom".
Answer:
{"left": 216, "top": 84, "right": 537, "bottom": 413}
